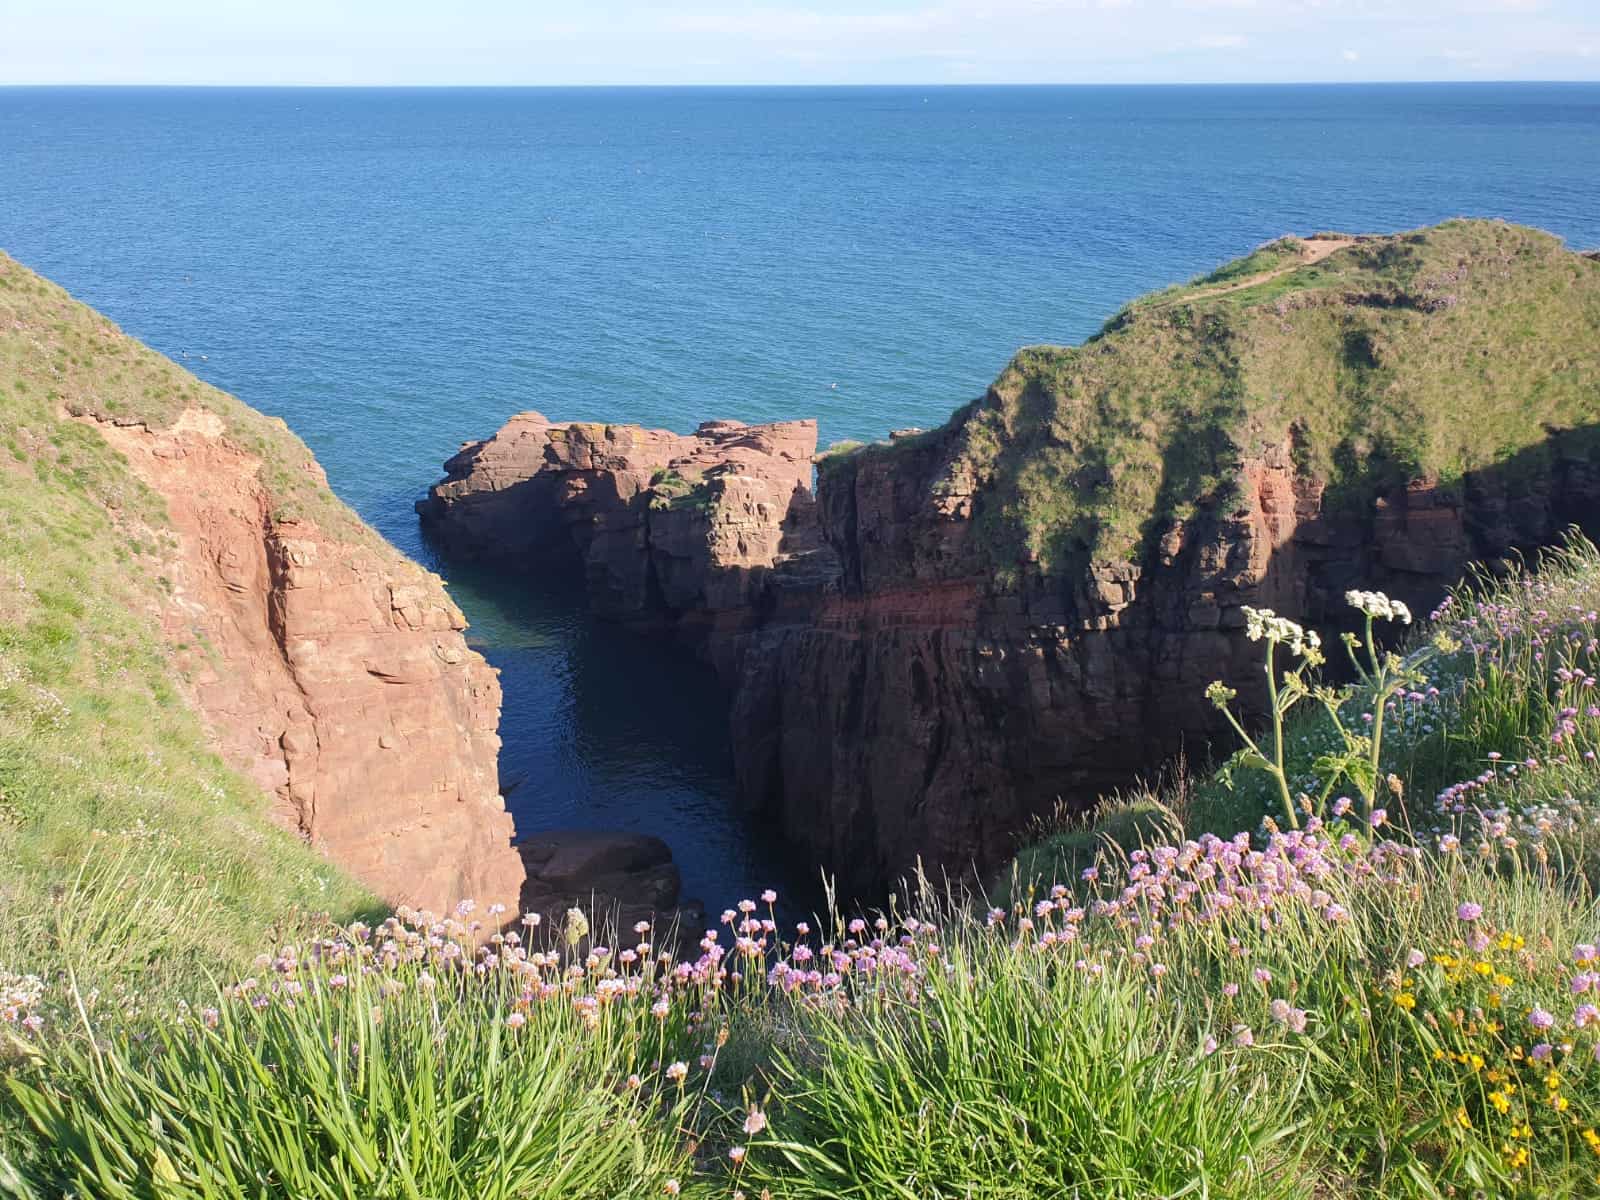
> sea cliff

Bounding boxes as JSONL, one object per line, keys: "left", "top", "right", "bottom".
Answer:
{"left": 421, "top": 220, "right": 1600, "bottom": 895}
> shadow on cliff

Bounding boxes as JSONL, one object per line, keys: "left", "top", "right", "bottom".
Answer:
{"left": 1126, "top": 418, "right": 1600, "bottom": 809}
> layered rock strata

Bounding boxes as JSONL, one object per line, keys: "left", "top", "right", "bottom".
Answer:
{"left": 91, "top": 410, "right": 526, "bottom": 915}
{"left": 423, "top": 409, "right": 1600, "bottom": 898}
{"left": 420, "top": 224, "right": 1600, "bottom": 897}
{"left": 416, "top": 414, "right": 821, "bottom": 668}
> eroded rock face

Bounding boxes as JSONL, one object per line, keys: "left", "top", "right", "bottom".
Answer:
{"left": 418, "top": 413, "right": 823, "bottom": 668}
{"left": 92, "top": 411, "right": 525, "bottom": 914}
{"left": 422, "top": 409, "right": 1600, "bottom": 899}
{"left": 731, "top": 426, "right": 1600, "bottom": 895}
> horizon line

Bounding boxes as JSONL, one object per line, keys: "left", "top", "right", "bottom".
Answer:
{"left": 4, "top": 78, "right": 1598, "bottom": 90}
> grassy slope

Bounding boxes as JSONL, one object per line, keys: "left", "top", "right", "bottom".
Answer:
{"left": 0, "top": 251, "right": 376, "bottom": 1001}
{"left": 839, "top": 220, "right": 1600, "bottom": 576}
{"left": 11, "top": 540, "right": 1600, "bottom": 1198}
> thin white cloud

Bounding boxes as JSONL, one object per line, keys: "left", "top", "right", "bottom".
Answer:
{"left": 5, "top": 0, "right": 1600, "bottom": 86}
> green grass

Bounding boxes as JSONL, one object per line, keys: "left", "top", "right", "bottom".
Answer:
{"left": 827, "top": 221, "right": 1600, "bottom": 579}
{"left": 9, "top": 233, "right": 1600, "bottom": 1198}
{"left": 4, "top": 922, "right": 706, "bottom": 1200}
{"left": 0, "top": 255, "right": 380, "bottom": 1000}
{"left": 8, "top": 541, "right": 1600, "bottom": 1197}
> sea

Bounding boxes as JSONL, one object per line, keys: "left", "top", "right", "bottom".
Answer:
{"left": 3, "top": 83, "right": 1598, "bottom": 913}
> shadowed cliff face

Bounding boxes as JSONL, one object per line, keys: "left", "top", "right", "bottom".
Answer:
{"left": 420, "top": 222, "right": 1600, "bottom": 899}
{"left": 731, "top": 424, "right": 1600, "bottom": 896}
{"left": 421, "top": 406, "right": 1600, "bottom": 898}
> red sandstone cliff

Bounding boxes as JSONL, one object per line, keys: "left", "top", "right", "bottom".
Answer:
{"left": 421, "top": 412, "right": 1600, "bottom": 898}
{"left": 732, "top": 424, "right": 1600, "bottom": 895}
{"left": 92, "top": 409, "right": 526, "bottom": 914}
{"left": 419, "top": 224, "right": 1600, "bottom": 897}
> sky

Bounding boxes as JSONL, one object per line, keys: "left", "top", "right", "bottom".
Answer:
{"left": 2, "top": 0, "right": 1597, "bottom": 86}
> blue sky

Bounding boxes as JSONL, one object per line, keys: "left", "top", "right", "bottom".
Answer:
{"left": 3, "top": 1, "right": 1597, "bottom": 86}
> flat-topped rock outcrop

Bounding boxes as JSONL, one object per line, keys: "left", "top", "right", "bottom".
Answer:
{"left": 418, "top": 413, "right": 826, "bottom": 666}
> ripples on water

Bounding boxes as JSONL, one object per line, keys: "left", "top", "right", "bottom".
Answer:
{"left": 3, "top": 84, "right": 1598, "bottom": 911}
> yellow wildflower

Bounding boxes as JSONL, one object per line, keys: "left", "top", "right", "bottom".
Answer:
{"left": 1394, "top": 993, "right": 1417, "bottom": 1011}
{"left": 1455, "top": 1107, "right": 1473, "bottom": 1130}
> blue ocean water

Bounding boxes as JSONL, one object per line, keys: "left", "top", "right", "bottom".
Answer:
{"left": 3, "top": 84, "right": 1598, "bottom": 912}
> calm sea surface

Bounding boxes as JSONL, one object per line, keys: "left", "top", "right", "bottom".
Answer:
{"left": 4, "top": 84, "right": 1598, "bottom": 911}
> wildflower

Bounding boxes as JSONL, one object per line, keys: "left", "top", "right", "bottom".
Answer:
{"left": 1202, "top": 1034, "right": 1219, "bottom": 1056}
{"left": 1346, "top": 590, "right": 1413, "bottom": 625}
{"left": 729, "top": 1147, "right": 747, "bottom": 1165}
{"left": 1394, "top": 992, "right": 1417, "bottom": 1011}
{"left": 760, "top": 890, "right": 777, "bottom": 904}
{"left": 744, "top": 1106, "right": 768, "bottom": 1136}
{"left": 666, "top": 1061, "right": 688, "bottom": 1084}
{"left": 561, "top": 907, "right": 590, "bottom": 948}
{"left": 1241, "top": 606, "right": 1322, "bottom": 656}
{"left": 1231, "top": 1024, "right": 1254, "bottom": 1048}
{"left": 1406, "top": 949, "right": 1426, "bottom": 968}
{"left": 1457, "top": 902, "right": 1483, "bottom": 923}
{"left": 505, "top": 1012, "right": 526, "bottom": 1030}
{"left": 1369, "top": 808, "right": 1387, "bottom": 828}
{"left": 1529, "top": 1007, "right": 1556, "bottom": 1032}
{"left": 664, "top": 1181, "right": 680, "bottom": 1196}
{"left": 1269, "top": 998, "right": 1309, "bottom": 1033}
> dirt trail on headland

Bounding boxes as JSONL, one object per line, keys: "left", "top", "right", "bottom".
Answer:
{"left": 1160, "top": 236, "right": 1357, "bottom": 306}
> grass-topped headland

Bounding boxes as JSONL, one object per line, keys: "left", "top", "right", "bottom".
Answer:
{"left": 824, "top": 221, "right": 1600, "bottom": 579}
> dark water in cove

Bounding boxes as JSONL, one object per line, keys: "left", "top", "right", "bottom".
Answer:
{"left": 3, "top": 84, "right": 1599, "bottom": 912}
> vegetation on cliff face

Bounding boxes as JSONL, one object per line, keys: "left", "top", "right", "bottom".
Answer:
{"left": 837, "top": 221, "right": 1600, "bottom": 577}
{"left": 0, "top": 252, "right": 376, "bottom": 1006}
